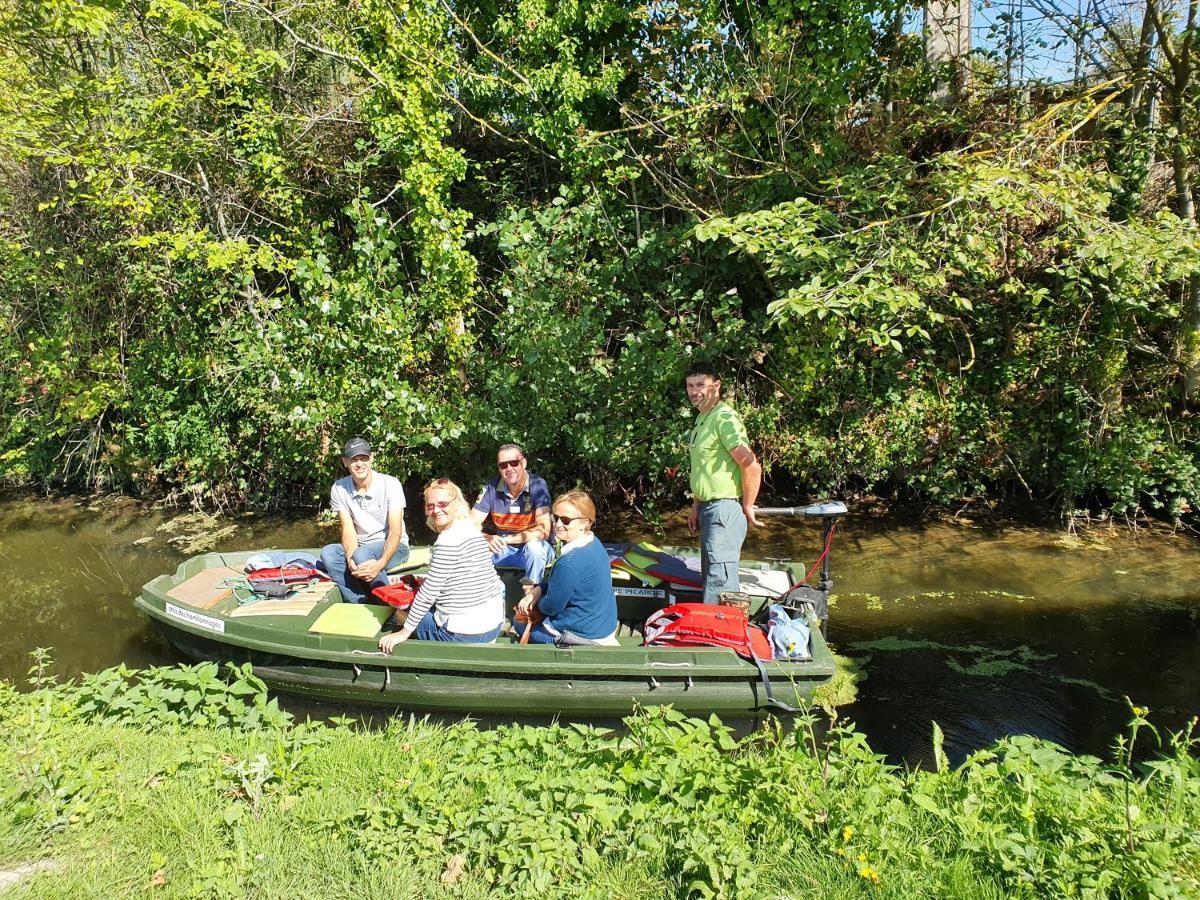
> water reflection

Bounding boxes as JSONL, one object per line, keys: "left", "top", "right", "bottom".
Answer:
{"left": 0, "top": 493, "right": 1196, "bottom": 767}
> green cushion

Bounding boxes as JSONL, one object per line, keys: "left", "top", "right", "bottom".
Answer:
{"left": 389, "top": 545, "right": 432, "bottom": 573}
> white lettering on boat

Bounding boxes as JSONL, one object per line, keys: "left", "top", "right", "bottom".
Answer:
{"left": 615, "top": 587, "right": 667, "bottom": 599}
{"left": 165, "top": 603, "right": 226, "bottom": 634}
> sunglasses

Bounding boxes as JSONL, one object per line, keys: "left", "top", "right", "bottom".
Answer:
{"left": 497, "top": 458, "right": 524, "bottom": 470}
{"left": 553, "top": 514, "right": 583, "bottom": 526}
{"left": 424, "top": 500, "right": 452, "bottom": 512}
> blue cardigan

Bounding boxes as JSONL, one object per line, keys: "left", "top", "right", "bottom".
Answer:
{"left": 537, "top": 537, "right": 618, "bottom": 639}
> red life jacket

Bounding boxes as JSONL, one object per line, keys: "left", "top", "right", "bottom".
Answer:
{"left": 644, "top": 603, "right": 773, "bottom": 661}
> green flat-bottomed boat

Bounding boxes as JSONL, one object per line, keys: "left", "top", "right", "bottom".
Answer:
{"left": 136, "top": 504, "right": 845, "bottom": 716}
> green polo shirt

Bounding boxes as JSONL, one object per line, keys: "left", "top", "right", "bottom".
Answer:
{"left": 688, "top": 401, "right": 750, "bottom": 501}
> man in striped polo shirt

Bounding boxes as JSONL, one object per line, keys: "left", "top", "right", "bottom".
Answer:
{"left": 685, "top": 362, "right": 763, "bottom": 604}
{"left": 471, "top": 443, "right": 555, "bottom": 583}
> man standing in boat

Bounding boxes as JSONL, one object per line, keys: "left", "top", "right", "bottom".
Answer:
{"left": 685, "top": 361, "right": 763, "bottom": 604}
{"left": 471, "top": 443, "right": 555, "bottom": 583}
{"left": 320, "top": 437, "right": 410, "bottom": 603}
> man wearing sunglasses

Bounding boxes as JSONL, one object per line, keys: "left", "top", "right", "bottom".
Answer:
{"left": 471, "top": 443, "right": 555, "bottom": 583}
{"left": 685, "top": 362, "right": 763, "bottom": 604}
{"left": 319, "top": 437, "right": 410, "bottom": 603}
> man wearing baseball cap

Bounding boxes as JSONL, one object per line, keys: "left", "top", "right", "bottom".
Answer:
{"left": 319, "top": 437, "right": 410, "bottom": 603}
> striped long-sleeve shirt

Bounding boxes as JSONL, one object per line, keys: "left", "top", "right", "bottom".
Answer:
{"left": 401, "top": 519, "right": 504, "bottom": 637}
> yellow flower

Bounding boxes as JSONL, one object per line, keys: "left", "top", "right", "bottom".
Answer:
{"left": 858, "top": 865, "right": 881, "bottom": 883}
{"left": 857, "top": 853, "right": 867, "bottom": 863}
{"left": 842, "top": 825, "right": 855, "bottom": 842}
{"left": 834, "top": 847, "right": 846, "bottom": 856}
{"left": 1133, "top": 705, "right": 1149, "bottom": 718}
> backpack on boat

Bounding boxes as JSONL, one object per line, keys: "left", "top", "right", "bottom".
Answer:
{"left": 246, "top": 563, "right": 329, "bottom": 598}
{"left": 767, "top": 603, "right": 811, "bottom": 661}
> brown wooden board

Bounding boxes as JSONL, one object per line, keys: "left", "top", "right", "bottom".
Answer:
{"left": 228, "top": 583, "right": 336, "bottom": 618}
{"left": 165, "top": 567, "right": 242, "bottom": 610}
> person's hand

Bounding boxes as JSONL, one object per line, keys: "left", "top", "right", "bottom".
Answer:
{"left": 744, "top": 503, "right": 764, "bottom": 528}
{"left": 379, "top": 630, "right": 410, "bottom": 653}
{"left": 486, "top": 534, "right": 509, "bottom": 555}
{"left": 687, "top": 505, "right": 699, "bottom": 534}
{"left": 353, "top": 558, "right": 385, "bottom": 581}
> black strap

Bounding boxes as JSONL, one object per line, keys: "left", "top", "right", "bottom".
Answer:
{"left": 744, "top": 621, "right": 802, "bottom": 713}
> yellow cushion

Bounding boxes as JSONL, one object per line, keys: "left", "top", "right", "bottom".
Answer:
{"left": 309, "top": 603, "right": 391, "bottom": 637}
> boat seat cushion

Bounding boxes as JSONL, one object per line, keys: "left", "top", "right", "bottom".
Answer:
{"left": 309, "top": 603, "right": 391, "bottom": 637}
{"left": 388, "top": 545, "right": 431, "bottom": 573}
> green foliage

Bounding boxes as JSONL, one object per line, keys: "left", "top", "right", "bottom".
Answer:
{"left": 1, "top": 0, "right": 1199, "bottom": 521}
{"left": 1, "top": 665, "right": 1198, "bottom": 897}
{"left": 67, "top": 661, "right": 293, "bottom": 731}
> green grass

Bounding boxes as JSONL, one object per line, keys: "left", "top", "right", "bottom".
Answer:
{"left": 1, "top": 663, "right": 1198, "bottom": 898}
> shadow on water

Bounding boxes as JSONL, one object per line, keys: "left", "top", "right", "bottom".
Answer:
{"left": 1, "top": 492, "right": 1197, "bottom": 767}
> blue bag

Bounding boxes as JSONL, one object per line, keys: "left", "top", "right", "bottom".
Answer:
{"left": 767, "top": 603, "right": 812, "bottom": 661}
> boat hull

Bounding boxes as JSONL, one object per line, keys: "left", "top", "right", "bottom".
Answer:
{"left": 136, "top": 550, "right": 836, "bottom": 716}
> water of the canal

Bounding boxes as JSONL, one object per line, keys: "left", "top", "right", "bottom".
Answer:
{"left": 1, "top": 494, "right": 1196, "bottom": 767}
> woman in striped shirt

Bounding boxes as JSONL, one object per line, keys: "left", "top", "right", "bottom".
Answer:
{"left": 378, "top": 479, "right": 504, "bottom": 650}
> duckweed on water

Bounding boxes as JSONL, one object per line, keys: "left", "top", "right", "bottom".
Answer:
{"left": 832, "top": 590, "right": 1033, "bottom": 613}
{"left": 845, "top": 638, "right": 1121, "bottom": 697}
{"left": 3, "top": 660, "right": 1198, "bottom": 898}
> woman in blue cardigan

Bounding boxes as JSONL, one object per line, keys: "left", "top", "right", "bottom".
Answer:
{"left": 514, "top": 490, "right": 619, "bottom": 646}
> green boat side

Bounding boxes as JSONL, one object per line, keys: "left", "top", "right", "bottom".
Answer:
{"left": 135, "top": 549, "right": 837, "bottom": 715}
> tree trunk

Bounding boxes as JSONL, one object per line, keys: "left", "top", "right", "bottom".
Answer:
{"left": 1175, "top": 142, "right": 1200, "bottom": 399}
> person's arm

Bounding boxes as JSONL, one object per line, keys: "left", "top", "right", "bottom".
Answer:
{"left": 516, "top": 583, "right": 542, "bottom": 618}
{"left": 534, "top": 559, "right": 571, "bottom": 618}
{"left": 338, "top": 510, "right": 359, "bottom": 561}
{"left": 510, "top": 478, "right": 552, "bottom": 543}
{"left": 687, "top": 500, "right": 700, "bottom": 534}
{"left": 729, "top": 445, "right": 763, "bottom": 528}
{"left": 355, "top": 506, "right": 405, "bottom": 582}
{"left": 515, "top": 507, "right": 551, "bottom": 543}
{"left": 472, "top": 486, "right": 508, "bottom": 554}
{"left": 380, "top": 539, "right": 454, "bottom": 652}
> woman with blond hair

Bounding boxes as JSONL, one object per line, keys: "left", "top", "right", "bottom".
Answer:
{"left": 379, "top": 479, "right": 504, "bottom": 651}
{"left": 514, "top": 489, "right": 618, "bottom": 646}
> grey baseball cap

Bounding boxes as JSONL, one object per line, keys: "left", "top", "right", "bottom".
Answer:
{"left": 342, "top": 437, "right": 372, "bottom": 458}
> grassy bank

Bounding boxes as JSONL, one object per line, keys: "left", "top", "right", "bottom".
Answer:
{"left": 2, "top": 660, "right": 1197, "bottom": 898}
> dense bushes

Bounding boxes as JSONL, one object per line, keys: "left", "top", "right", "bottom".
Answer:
{"left": 3, "top": 661, "right": 1198, "bottom": 897}
{"left": 1, "top": 0, "right": 1198, "bottom": 517}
